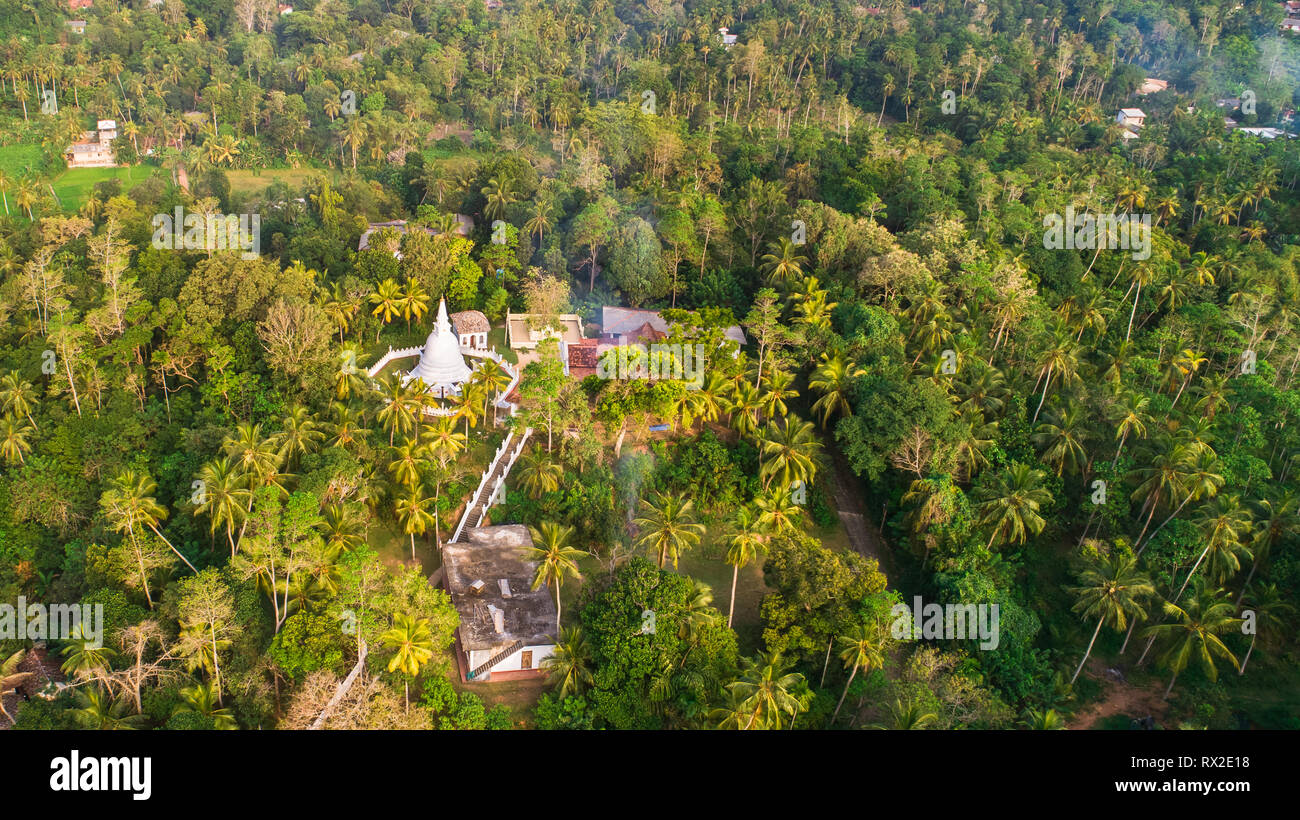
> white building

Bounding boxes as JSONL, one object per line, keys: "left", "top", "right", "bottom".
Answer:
{"left": 718, "top": 27, "right": 738, "bottom": 48}
{"left": 449, "top": 309, "right": 490, "bottom": 351}
{"left": 1116, "top": 108, "right": 1146, "bottom": 129}
{"left": 65, "top": 120, "right": 117, "bottom": 168}
{"left": 404, "top": 298, "right": 472, "bottom": 398}
{"left": 443, "top": 525, "right": 557, "bottom": 682}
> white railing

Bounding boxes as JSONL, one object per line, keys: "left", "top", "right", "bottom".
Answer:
{"left": 474, "top": 427, "right": 531, "bottom": 528}
{"left": 450, "top": 429, "right": 516, "bottom": 544}
{"left": 368, "top": 343, "right": 521, "bottom": 421}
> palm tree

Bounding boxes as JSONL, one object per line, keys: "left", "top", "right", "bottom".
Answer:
{"left": 634, "top": 492, "right": 705, "bottom": 570}
{"left": 369, "top": 278, "right": 404, "bottom": 340}
{"left": 399, "top": 278, "right": 430, "bottom": 332}
{"left": 809, "top": 352, "right": 863, "bottom": 428}
{"left": 1176, "top": 495, "right": 1252, "bottom": 598}
{"left": 724, "top": 508, "right": 767, "bottom": 628}
{"left": 60, "top": 623, "right": 117, "bottom": 683}
{"left": 72, "top": 686, "right": 146, "bottom": 730}
{"left": 526, "top": 522, "right": 585, "bottom": 633}
{"left": 758, "top": 417, "right": 820, "bottom": 491}
{"left": 273, "top": 405, "right": 324, "bottom": 467}
{"left": 1067, "top": 553, "right": 1154, "bottom": 684}
{"left": 394, "top": 488, "right": 436, "bottom": 561}
{"left": 1237, "top": 584, "right": 1291, "bottom": 675}
{"left": 0, "top": 372, "right": 39, "bottom": 429}
{"left": 1033, "top": 402, "right": 1089, "bottom": 477}
{"left": 881, "top": 699, "right": 938, "bottom": 730}
{"left": 516, "top": 448, "right": 563, "bottom": 499}
{"left": 723, "top": 651, "right": 804, "bottom": 730}
{"left": 375, "top": 375, "right": 419, "bottom": 445}
{"left": 475, "top": 358, "right": 513, "bottom": 425}
{"left": 1109, "top": 391, "right": 1149, "bottom": 466}
{"left": 0, "top": 415, "right": 33, "bottom": 465}
{"left": 481, "top": 176, "right": 517, "bottom": 221}
{"left": 1021, "top": 708, "right": 1065, "bottom": 729}
{"left": 755, "top": 485, "right": 805, "bottom": 534}
{"left": 381, "top": 613, "right": 435, "bottom": 710}
{"left": 831, "top": 625, "right": 884, "bottom": 723}
{"left": 541, "top": 625, "right": 593, "bottom": 698}
{"left": 388, "top": 437, "right": 427, "bottom": 490}
{"left": 193, "top": 457, "right": 250, "bottom": 557}
{"left": 759, "top": 237, "right": 808, "bottom": 287}
{"left": 975, "top": 463, "right": 1051, "bottom": 550}
{"left": 1144, "top": 583, "right": 1241, "bottom": 699}
{"left": 101, "top": 470, "right": 198, "bottom": 573}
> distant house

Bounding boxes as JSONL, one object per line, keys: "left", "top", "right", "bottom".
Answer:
{"left": 449, "top": 310, "right": 490, "bottom": 351}
{"left": 600, "top": 306, "right": 746, "bottom": 350}
{"left": 1136, "top": 78, "right": 1168, "bottom": 95}
{"left": 1236, "top": 127, "right": 1290, "bottom": 139}
{"left": 278, "top": 4, "right": 294, "bottom": 14}
{"left": 357, "top": 217, "right": 473, "bottom": 256}
{"left": 65, "top": 20, "right": 87, "bottom": 35}
{"left": 1116, "top": 108, "right": 1146, "bottom": 129}
{"left": 67, "top": 0, "right": 93, "bottom": 10}
{"left": 442, "top": 525, "right": 557, "bottom": 683}
{"left": 65, "top": 119, "right": 116, "bottom": 168}
{"left": 1285, "top": 0, "right": 1300, "bottom": 13}
{"left": 1283, "top": 16, "right": 1300, "bottom": 32}
{"left": 718, "top": 27, "right": 738, "bottom": 48}
{"left": 484, "top": 0, "right": 504, "bottom": 9}
{"left": 506, "top": 312, "right": 585, "bottom": 351}
{"left": 566, "top": 337, "right": 600, "bottom": 379}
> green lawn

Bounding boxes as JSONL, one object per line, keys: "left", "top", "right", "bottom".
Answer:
{"left": 51, "top": 165, "right": 154, "bottom": 210}
{"left": 0, "top": 143, "right": 44, "bottom": 177}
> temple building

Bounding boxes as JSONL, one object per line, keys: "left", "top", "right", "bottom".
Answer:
{"left": 404, "top": 298, "right": 472, "bottom": 397}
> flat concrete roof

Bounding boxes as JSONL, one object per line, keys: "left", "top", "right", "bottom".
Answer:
{"left": 443, "top": 525, "right": 557, "bottom": 651}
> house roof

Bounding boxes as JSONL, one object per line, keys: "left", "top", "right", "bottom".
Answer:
{"left": 443, "top": 525, "right": 557, "bottom": 651}
{"left": 567, "top": 337, "right": 600, "bottom": 375}
{"left": 450, "top": 310, "right": 490, "bottom": 334}
{"left": 1118, "top": 108, "right": 1145, "bottom": 117}
{"left": 357, "top": 217, "right": 472, "bottom": 251}
{"left": 600, "top": 306, "right": 746, "bottom": 347}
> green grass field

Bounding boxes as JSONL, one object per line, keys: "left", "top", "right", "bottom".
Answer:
{"left": 225, "top": 167, "right": 327, "bottom": 195}
{"left": 51, "top": 165, "right": 154, "bottom": 210}
{"left": 0, "top": 143, "right": 44, "bottom": 178}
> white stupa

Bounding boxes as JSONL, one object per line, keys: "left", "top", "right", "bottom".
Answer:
{"left": 405, "top": 298, "right": 472, "bottom": 397}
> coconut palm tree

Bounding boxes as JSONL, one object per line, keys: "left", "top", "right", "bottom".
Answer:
{"left": 1021, "top": 708, "right": 1065, "bottom": 729}
{"left": 193, "top": 457, "right": 250, "bottom": 557}
{"left": 525, "top": 522, "right": 585, "bottom": 633}
{"left": 516, "top": 448, "right": 563, "bottom": 499}
{"left": 381, "top": 613, "right": 434, "bottom": 710}
{"left": 1237, "top": 584, "right": 1291, "bottom": 676}
{"left": 1109, "top": 391, "right": 1149, "bottom": 466}
{"left": 974, "top": 463, "right": 1051, "bottom": 550}
{"left": 60, "top": 622, "right": 117, "bottom": 683}
{"left": 724, "top": 508, "right": 767, "bottom": 628}
{"left": 101, "top": 470, "right": 197, "bottom": 574}
{"left": 394, "top": 488, "right": 436, "bottom": 561}
{"left": 809, "top": 352, "right": 863, "bottom": 429}
{"left": 880, "top": 699, "right": 938, "bottom": 730}
{"left": 1033, "top": 401, "right": 1089, "bottom": 477}
{"left": 72, "top": 686, "right": 146, "bottom": 730}
{"left": 375, "top": 374, "right": 420, "bottom": 445}
{"left": 723, "top": 650, "right": 804, "bottom": 730}
{"left": 0, "top": 372, "right": 38, "bottom": 429}
{"left": 1067, "top": 553, "right": 1154, "bottom": 684}
{"left": 0, "top": 415, "right": 33, "bottom": 465}
{"left": 831, "top": 625, "right": 884, "bottom": 723}
{"left": 634, "top": 492, "right": 705, "bottom": 570}
{"left": 1144, "top": 582, "right": 1241, "bottom": 699}
{"left": 541, "top": 625, "right": 593, "bottom": 698}
{"left": 273, "top": 405, "right": 324, "bottom": 467}
{"left": 758, "top": 417, "right": 820, "bottom": 492}
{"left": 754, "top": 485, "right": 805, "bottom": 534}
{"left": 369, "top": 278, "right": 404, "bottom": 340}
{"left": 759, "top": 237, "right": 809, "bottom": 287}
{"left": 387, "top": 437, "right": 427, "bottom": 489}
{"left": 399, "top": 278, "right": 430, "bottom": 332}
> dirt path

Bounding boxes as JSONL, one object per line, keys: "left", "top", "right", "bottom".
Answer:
{"left": 828, "top": 453, "right": 895, "bottom": 580}
{"left": 1069, "top": 660, "right": 1169, "bottom": 729}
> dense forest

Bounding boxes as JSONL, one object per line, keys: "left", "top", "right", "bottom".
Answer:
{"left": 0, "top": 0, "right": 1298, "bottom": 731}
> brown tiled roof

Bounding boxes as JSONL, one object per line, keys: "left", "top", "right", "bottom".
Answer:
{"left": 450, "top": 310, "right": 490, "bottom": 334}
{"left": 567, "top": 338, "right": 600, "bottom": 369}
